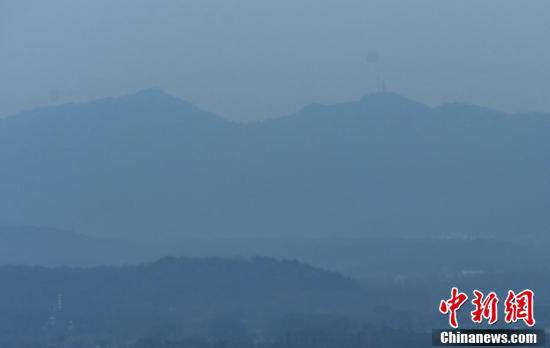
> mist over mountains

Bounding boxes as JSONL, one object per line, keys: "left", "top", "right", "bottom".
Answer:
{"left": 1, "top": 89, "right": 549, "bottom": 266}
{"left": 2, "top": 88, "right": 550, "bottom": 347}
{"left": 0, "top": 225, "right": 140, "bottom": 266}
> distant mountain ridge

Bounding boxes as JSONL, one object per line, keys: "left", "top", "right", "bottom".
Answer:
{"left": 0, "top": 225, "right": 142, "bottom": 266}
{"left": 0, "top": 89, "right": 548, "bottom": 254}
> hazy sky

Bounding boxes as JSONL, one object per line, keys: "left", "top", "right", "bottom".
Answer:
{"left": 1, "top": 0, "right": 549, "bottom": 121}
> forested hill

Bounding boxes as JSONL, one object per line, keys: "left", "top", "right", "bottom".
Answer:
{"left": 0, "top": 256, "right": 360, "bottom": 338}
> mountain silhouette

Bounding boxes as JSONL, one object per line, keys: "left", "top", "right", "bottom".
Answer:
{"left": 0, "top": 256, "right": 359, "bottom": 338}
{"left": 1, "top": 89, "right": 549, "bottom": 258}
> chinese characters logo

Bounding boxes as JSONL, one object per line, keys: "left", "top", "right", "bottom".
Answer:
{"left": 439, "top": 288, "right": 535, "bottom": 328}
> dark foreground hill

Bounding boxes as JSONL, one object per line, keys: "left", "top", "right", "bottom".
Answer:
{"left": 3, "top": 256, "right": 550, "bottom": 348}
{"left": 0, "top": 257, "right": 360, "bottom": 340}
{"left": 0, "top": 89, "right": 549, "bottom": 259}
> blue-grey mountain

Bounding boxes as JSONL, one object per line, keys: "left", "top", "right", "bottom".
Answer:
{"left": 1, "top": 89, "right": 548, "bottom": 253}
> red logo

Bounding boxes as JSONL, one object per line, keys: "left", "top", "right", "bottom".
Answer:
{"left": 439, "top": 288, "right": 535, "bottom": 328}
{"left": 504, "top": 289, "right": 535, "bottom": 327}
{"left": 439, "top": 287, "right": 469, "bottom": 328}
{"left": 471, "top": 290, "right": 499, "bottom": 325}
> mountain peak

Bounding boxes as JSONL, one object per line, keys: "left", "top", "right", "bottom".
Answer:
{"left": 115, "top": 88, "right": 196, "bottom": 110}
{"left": 3, "top": 88, "right": 226, "bottom": 127}
{"left": 359, "top": 92, "right": 431, "bottom": 113}
{"left": 291, "top": 92, "right": 431, "bottom": 122}
{"left": 130, "top": 87, "right": 179, "bottom": 101}
{"left": 134, "top": 87, "right": 167, "bottom": 95}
